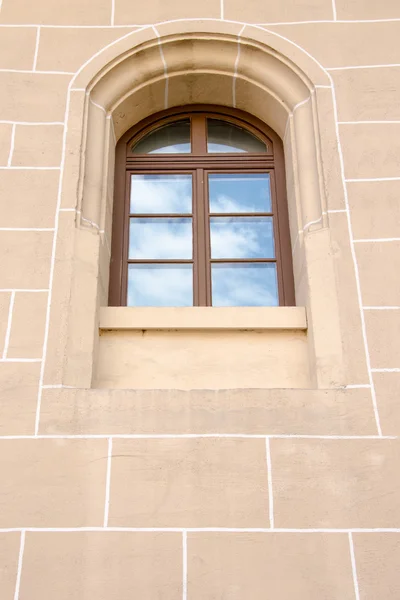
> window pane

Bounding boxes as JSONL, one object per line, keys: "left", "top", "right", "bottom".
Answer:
{"left": 209, "top": 173, "right": 271, "bottom": 213}
{"left": 128, "top": 264, "right": 193, "bottom": 306}
{"left": 207, "top": 119, "right": 267, "bottom": 153}
{"left": 210, "top": 217, "right": 275, "bottom": 259}
{"left": 129, "top": 217, "right": 192, "bottom": 259}
{"left": 212, "top": 263, "right": 278, "bottom": 306}
{"left": 130, "top": 174, "right": 192, "bottom": 214}
{"left": 131, "top": 120, "right": 191, "bottom": 154}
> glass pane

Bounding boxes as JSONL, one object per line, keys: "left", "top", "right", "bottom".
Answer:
{"left": 209, "top": 173, "right": 271, "bottom": 213}
{"left": 128, "top": 264, "right": 193, "bottom": 306}
{"left": 207, "top": 119, "right": 267, "bottom": 153}
{"left": 210, "top": 217, "right": 275, "bottom": 259}
{"left": 129, "top": 217, "right": 192, "bottom": 259}
{"left": 131, "top": 120, "right": 191, "bottom": 154}
{"left": 212, "top": 263, "right": 278, "bottom": 307}
{"left": 130, "top": 174, "right": 192, "bottom": 214}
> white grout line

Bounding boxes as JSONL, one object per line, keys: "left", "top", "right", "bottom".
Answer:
{"left": 348, "top": 532, "right": 361, "bottom": 600}
{"left": 354, "top": 237, "right": 400, "bottom": 243}
{"left": 0, "top": 166, "right": 60, "bottom": 170}
{"left": 232, "top": 24, "right": 246, "bottom": 107}
{"left": 0, "top": 228, "right": 55, "bottom": 232}
{"left": 6, "top": 124, "right": 16, "bottom": 167}
{"left": 152, "top": 26, "right": 168, "bottom": 109}
{"left": 34, "top": 68, "right": 72, "bottom": 436}
{"left": 339, "top": 120, "right": 400, "bottom": 124}
{"left": 182, "top": 531, "right": 188, "bottom": 600}
{"left": 2, "top": 16, "right": 400, "bottom": 28}
{"left": 0, "top": 69, "right": 74, "bottom": 75}
{"left": 265, "top": 438, "right": 274, "bottom": 529}
{"left": 32, "top": 27, "right": 40, "bottom": 71}
{"left": 371, "top": 368, "right": 400, "bottom": 373}
{"left": 0, "top": 121, "right": 64, "bottom": 125}
{"left": 328, "top": 73, "right": 383, "bottom": 437}
{"left": 346, "top": 177, "right": 400, "bottom": 182}
{"left": 111, "top": 0, "right": 115, "bottom": 27}
{"left": 41, "top": 384, "right": 76, "bottom": 389}
{"left": 292, "top": 96, "right": 311, "bottom": 112}
{"left": 103, "top": 438, "right": 113, "bottom": 528}
{"left": 0, "top": 358, "right": 42, "bottom": 363}
{"left": 220, "top": 0, "right": 224, "bottom": 20}
{"left": 328, "top": 63, "right": 400, "bottom": 71}
{"left": 0, "top": 289, "right": 49, "bottom": 292}
{"left": 0, "top": 434, "right": 396, "bottom": 441}
{"left": 345, "top": 384, "right": 371, "bottom": 389}
{"left": 13, "top": 531, "right": 25, "bottom": 600}
{"left": 1, "top": 526, "right": 400, "bottom": 533}
{"left": 363, "top": 306, "right": 400, "bottom": 310}
{"left": 89, "top": 96, "right": 106, "bottom": 114}
{"left": 331, "top": 0, "right": 337, "bottom": 21}
{"left": 2, "top": 291, "right": 15, "bottom": 359}
{"left": 328, "top": 208, "right": 347, "bottom": 213}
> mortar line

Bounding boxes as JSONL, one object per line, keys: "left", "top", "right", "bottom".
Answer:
{"left": 32, "top": 26, "right": 40, "bottom": 71}
{"left": 0, "top": 69, "right": 74, "bottom": 74}
{"left": 2, "top": 291, "right": 15, "bottom": 359}
{"left": 371, "top": 368, "right": 400, "bottom": 373}
{"left": 152, "top": 26, "right": 168, "bottom": 109}
{"left": 339, "top": 120, "right": 400, "bottom": 124}
{"left": 349, "top": 533, "right": 361, "bottom": 600}
{"left": 182, "top": 531, "right": 188, "bottom": 600}
{"left": 0, "top": 526, "right": 400, "bottom": 533}
{"left": 0, "top": 166, "right": 60, "bottom": 170}
{"left": 111, "top": 0, "right": 115, "bottom": 26}
{"left": 265, "top": 438, "right": 274, "bottom": 529}
{"left": 0, "top": 289, "right": 49, "bottom": 292}
{"left": 220, "top": 0, "right": 224, "bottom": 20}
{"left": 347, "top": 177, "right": 400, "bottom": 182}
{"left": 331, "top": 0, "right": 337, "bottom": 21}
{"left": 13, "top": 531, "right": 25, "bottom": 600}
{"left": 0, "top": 434, "right": 395, "bottom": 440}
{"left": 34, "top": 72, "right": 72, "bottom": 436}
{"left": 354, "top": 237, "right": 400, "bottom": 243}
{"left": 329, "top": 78, "right": 383, "bottom": 436}
{"left": 6, "top": 124, "right": 16, "bottom": 167}
{"left": 103, "top": 438, "right": 113, "bottom": 527}
{"left": 232, "top": 24, "right": 246, "bottom": 107}
{"left": 0, "top": 121, "right": 64, "bottom": 125}
{"left": 363, "top": 306, "right": 400, "bottom": 310}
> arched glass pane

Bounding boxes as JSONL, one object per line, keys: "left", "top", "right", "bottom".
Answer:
{"left": 207, "top": 119, "right": 267, "bottom": 153}
{"left": 131, "top": 119, "right": 191, "bottom": 154}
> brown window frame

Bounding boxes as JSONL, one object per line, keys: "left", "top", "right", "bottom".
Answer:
{"left": 109, "top": 105, "right": 295, "bottom": 307}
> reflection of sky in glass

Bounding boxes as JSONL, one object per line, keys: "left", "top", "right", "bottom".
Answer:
{"left": 208, "top": 173, "right": 272, "bottom": 213}
{"left": 131, "top": 120, "right": 191, "bottom": 154}
{"left": 130, "top": 174, "right": 192, "bottom": 214}
{"left": 128, "top": 264, "right": 193, "bottom": 306}
{"left": 209, "top": 174, "right": 271, "bottom": 213}
{"left": 210, "top": 217, "right": 275, "bottom": 259}
{"left": 212, "top": 263, "right": 278, "bottom": 306}
{"left": 129, "top": 218, "right": 192, "bottom": 259}
{"left": 207, "top": 119, "right": 267, "bottom": 153}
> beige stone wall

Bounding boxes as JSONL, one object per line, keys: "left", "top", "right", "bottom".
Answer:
{"left": 1, "top": 0, "right": 400, "bottom": 598}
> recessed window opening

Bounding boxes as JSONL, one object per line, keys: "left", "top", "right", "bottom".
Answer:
{"left": 109, "top": 107, "right": 294, "bottom": 307}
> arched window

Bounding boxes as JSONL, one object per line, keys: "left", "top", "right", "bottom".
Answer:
{"left": 109, "top": 107, "right": 294, "bottom": 307}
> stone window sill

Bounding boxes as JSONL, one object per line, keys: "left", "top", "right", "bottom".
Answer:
{"left": 99, "top": 306, "right": 307, "bottom": 331}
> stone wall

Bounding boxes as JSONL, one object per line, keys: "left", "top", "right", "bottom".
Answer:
{"left": 0, "top": 0, "right": 400, "bottom": 598}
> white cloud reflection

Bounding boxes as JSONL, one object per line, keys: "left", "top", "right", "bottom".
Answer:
{"left": 128, "top": 264, "right": 193, "bottom": 307}
{"left": 130, "top": 175, "right": 192, "bottom": 214}
{"left": 128, "top": 175, "right": 277, "bottom": 306}
{"left": 212, "top": 263, "right": 278, "bottom": 307}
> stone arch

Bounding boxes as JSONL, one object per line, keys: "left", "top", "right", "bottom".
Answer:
{"left": 44, "top": 22, "right": 345, "bottom": 390}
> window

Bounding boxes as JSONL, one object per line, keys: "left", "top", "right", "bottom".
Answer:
{"left": 109, "top": 107, "right": 294, "bottom": 307}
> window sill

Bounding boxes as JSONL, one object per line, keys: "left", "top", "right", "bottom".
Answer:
{"left": 99, "top": 306, "right": 307, "bottom": 331}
